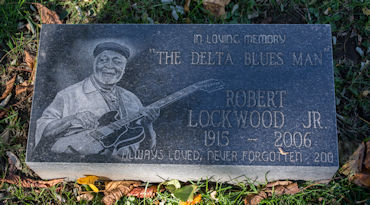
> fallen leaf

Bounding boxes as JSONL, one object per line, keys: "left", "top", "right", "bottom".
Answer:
{"left": 174, "top": 185, "right": 197, "bottom": 202}
{"left": 184, "top": 0, "right": 191, "bottom": 12}
{"left": 0, "top": 75, "right": 16, "bottom": 100}
{"left": 8, "top": 67, "right": 32, "bottom": 72}
{"left": 203, "top": 0, "right": 231, "bottom": 17}
{"left": 159, "top": 179, "right": 181, "bottom": 193}
{"left": 244, "top": 191, "right": 267, "bottom": 205}
{"left": 353, "top": 173, "right": 370, "bottom": 187}
{"left": 0, "top": 110, "right": 6, "bottom": 119}
{"left": 77, "top": 175, "right": 99, "bottom": 185}
{"left": 6, "top": 151, "right": 22, "bottom": 171}
{"left": 191, "top": 194, "right": 202, "bottom": 204}
{"left": 102, "top": 184, "right": 134, "bottom": 205}
{"left": 266, "top": 180, "right": 292, "bottom": 187}
{"left": 77, "top": 193, "right": 94, "bottom": 202}
{"left": 127, "top": 185, "right": 157, "bottom": 198}
{"left": 340, "top": 143, "right": 365, "bottom": 176}
{"left": 284, "top": 183, "right": 300, "bottom": 195}
{"left": 105, "top": 180, "right": 141, "bottom": 192}
{"left": 24, "top": 51, "right": 35, "bottom": 70}
{"left": 364, "top": 141, "right": 370, "bottom": 170}
{"left": 278, "top": 147, "right": 289, "bottom": 155}
{"left": 363, "top": 7, "right": 370, "bottom": 16}
{"left": 15, "top": 81, "right": 32, "bottom": 96}
{"left": 210, "top": 190, "right": 218, "bottom": 201}
{"left": 0, "top": 175, "right": 64, "bottom": 188}
{"left": 77, "top": 175, "right": 101, "bottom": 192}
{"left": 0, "top": 94, "right": 12, "bottom": 107}
{"left": 34, "top": 3, "right": 62, "bottom": 24}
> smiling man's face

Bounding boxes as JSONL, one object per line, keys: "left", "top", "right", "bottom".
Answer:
{"left": 93, "top": 50, "right": 127, "bottom": 85}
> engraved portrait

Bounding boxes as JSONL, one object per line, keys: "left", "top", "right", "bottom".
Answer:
{"left": 34, "top": 42, "right": 160, "bottom": 159}
{"left": 32, "top": 40, "right": 223, "bottom": 161}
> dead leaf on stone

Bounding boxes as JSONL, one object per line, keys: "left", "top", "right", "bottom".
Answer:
{"left": 0, "top": 175, "right": 64, "bottom": 188}
{"left": 0, "top": 75, "right": 16, "bottom": 100}
{"left": 203, "top": 0, "right": 231, "bottom": 17}
{"left": 278, "top": 147, "right": 289, "bottom": 155}
{"left": 34, "top": 3, "right": 62, "bottom": 24}
{"left": 127, "top": 185, "right": 157, "bottom": 198}
{"left": 77, "top": 193, "right": 94, "bottom": 202}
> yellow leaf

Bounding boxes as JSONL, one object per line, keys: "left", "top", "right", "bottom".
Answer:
{"left": 363, "top": 7, "right": 370, "bottom": 16}
{"left": 179, "top": 202, "right": 190, "bottom": 205}
{"left": 77, "top": 175, "right": 99, "bottom": 185}
{"left": 278, "top": 147, "right": 288, "bottom": 155}
{"left": 89, "top": 184, "right": 99, "bottom": 193}
{"left": 191, "top": 194, "right": 202, "bottom": 204}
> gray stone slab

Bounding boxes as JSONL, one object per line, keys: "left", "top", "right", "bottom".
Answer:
{"left": 26, "top": 24, "right": 338, "bottom": 182}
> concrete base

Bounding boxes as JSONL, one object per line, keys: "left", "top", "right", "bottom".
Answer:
{"left": 26, "top": 162, "right": 338, "bottom": 183}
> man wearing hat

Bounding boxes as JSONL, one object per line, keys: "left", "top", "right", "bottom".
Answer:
{"left": 34, "top": 42, "right": 159, "bottom": 158}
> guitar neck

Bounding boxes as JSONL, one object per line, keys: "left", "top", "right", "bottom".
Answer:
{"left": 112, "top": 84, "right": 199, "bottom": 127}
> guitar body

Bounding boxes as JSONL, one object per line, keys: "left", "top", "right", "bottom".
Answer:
{"left": 51, "top": 111, "right": 145, "bottom": 155}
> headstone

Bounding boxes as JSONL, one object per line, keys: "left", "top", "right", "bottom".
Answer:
{"left": 26, "top": 24, "right": 338, "bottom": 182}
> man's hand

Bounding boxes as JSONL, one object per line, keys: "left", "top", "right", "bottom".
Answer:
{"left": 73, "top": 111, "right": 99, "bottom": 129}
{"left": 140, "top": 106, "right": 160, "bottom": 125}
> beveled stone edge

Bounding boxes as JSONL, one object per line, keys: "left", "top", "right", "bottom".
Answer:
{"left": 26, "top": 161, "right": 338, "bottom": 183}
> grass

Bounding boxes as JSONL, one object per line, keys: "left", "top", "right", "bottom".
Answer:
{"left": 1, "top": 0, "right": 369, "bottom": 204}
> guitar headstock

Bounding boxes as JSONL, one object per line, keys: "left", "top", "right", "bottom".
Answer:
{"left": 195, "top": 79, "right": 224, "bottom": 93}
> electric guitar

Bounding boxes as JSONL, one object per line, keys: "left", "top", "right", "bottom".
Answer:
{"left": 50, "top": 79, "right": 224, "bottom": 155}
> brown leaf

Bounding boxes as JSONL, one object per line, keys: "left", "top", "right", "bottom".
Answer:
{"left": 77, "top": 193, "right": 94, "bottom": 202}
{"left": 102, "top": 181, "right": 141, "bottom": 205}
{"left": 364, "top": 141, "right": 370, "bottom": 170}
{"left": 0, "top": 175, "right": 64, "bottom": 188}
{"left": 0, "top": 75, "right": 16, "bottom": 100}
{"left": 0, "top": 110, "right": 6, "bottom": 119}
{"left": 102, "top": 185, "right": 134, "bottom": 205}
{"left": 8, "top": 67, "right": 32, "bottom": 72}
{"left": 184, "top": 0, "right": 191, "bottom": 12}
{"left": 34, "top": 3, "right": 62, "bottom": 24}
{"left": 266, "top": 180, "right": 292, "bottom": 187}
{"left": 203, "top": 0, "right": 231, "bottom": 17}
{"left": 340, "top": 142, "right": 365, "bottom": 176}
{"left": 285, "top": 183, "right": 300, "bottom": 195}
{"left": 127, "top": 185, "right": 157, "bottom": 198}
{"left": 15, "top": 81, "right": 32, "bottom": 96}
{"left": 24, "top": 51, "right": 35, "bottom": 70}
{"left": 244, "top": 191, "right": 267, "bottom": 205}
{"left": 353, "top": 173, "right": 370, "bottom": 187}
{"left": 105, "top": 180, "right": 141, "bottom": 192}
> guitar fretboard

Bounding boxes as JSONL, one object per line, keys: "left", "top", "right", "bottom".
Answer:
{"left": 109, "top": 84, "right": 199, "bottom": 130}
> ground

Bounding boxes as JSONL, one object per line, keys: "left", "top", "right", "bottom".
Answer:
{"left": 0, "top": 0, "right": 369, "bottom": 204}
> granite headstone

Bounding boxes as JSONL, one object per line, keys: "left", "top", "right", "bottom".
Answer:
{"left": 26, "top": 24, "right": 338, "bottom": 182}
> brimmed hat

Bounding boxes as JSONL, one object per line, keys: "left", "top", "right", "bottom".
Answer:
{"left": 93, "top": 42, "right": 130, "bottom": 59}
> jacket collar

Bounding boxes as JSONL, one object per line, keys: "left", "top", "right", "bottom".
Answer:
{"left": 82, "top": 76, "right": 97, "bottom": 94}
